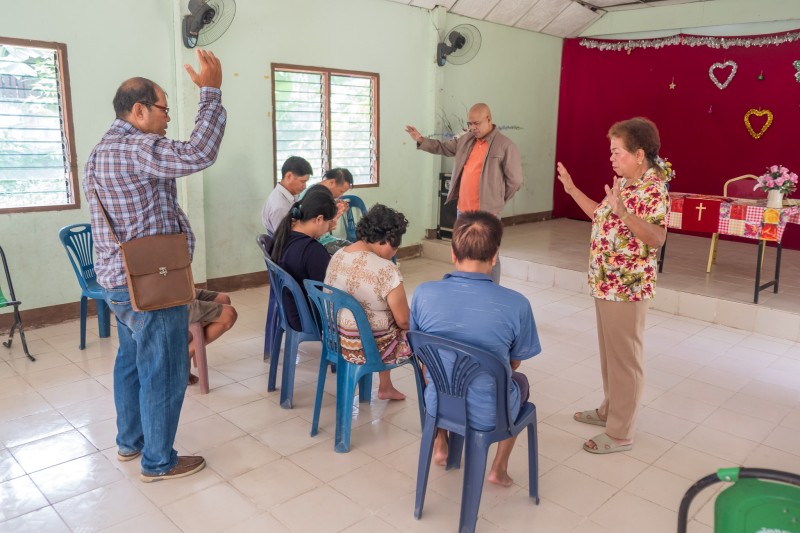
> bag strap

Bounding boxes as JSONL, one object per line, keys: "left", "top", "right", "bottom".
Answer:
{"left": 93, "top": 190, "right": 121, "bottom": 246}
{"left": 93, "top": 189, "right": 185, "bottom": 245}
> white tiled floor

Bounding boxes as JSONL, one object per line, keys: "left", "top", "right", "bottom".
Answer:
{"left": 2, "top": 228, "right": 800, "bottom": 532}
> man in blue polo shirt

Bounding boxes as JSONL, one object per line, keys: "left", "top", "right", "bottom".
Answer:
{"left": 409, "top": 210, "right": 541, "bottom": 487}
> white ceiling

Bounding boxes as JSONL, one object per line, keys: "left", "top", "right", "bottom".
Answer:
{"left": 381, "top": 0, "right": 711, "bottom": 38}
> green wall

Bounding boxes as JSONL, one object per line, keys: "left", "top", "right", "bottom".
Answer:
{"left": 2, "top": 0, "right": 798, "bottom": 314}
{"left": 0, "top": 0, "right": 177, "bottom": 311}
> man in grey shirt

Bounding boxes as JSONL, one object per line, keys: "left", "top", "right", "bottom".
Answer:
{"left": 261, "top": 156, "right": 313, "bottom": 234}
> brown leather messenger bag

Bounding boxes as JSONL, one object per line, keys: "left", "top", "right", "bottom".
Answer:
{"left": 94, "top": 191, "right": 194, "bottom": 312}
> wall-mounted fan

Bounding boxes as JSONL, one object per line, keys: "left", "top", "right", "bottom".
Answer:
{"left": 436, "top": 24, "right": 482, "bottom": 67}
{"left": 182, "top": 0, "right": 236, "bottom": 49}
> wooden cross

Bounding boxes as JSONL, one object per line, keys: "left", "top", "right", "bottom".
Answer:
{"left": 695, "top": 202, "right": 706, "bottom": 221}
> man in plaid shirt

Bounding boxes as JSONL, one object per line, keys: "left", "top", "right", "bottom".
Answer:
{"left": 83, "top": 50, "right": 225, "bottom": 483}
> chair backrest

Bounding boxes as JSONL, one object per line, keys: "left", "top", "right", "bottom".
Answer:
{"left": 58, "top": 224, "right": 98, "bottom": 292}
{"left": 724, "top": 175, "right": 764, "bottom": 199}
{"left": 256, "top": 233, "right": 274, "bottom": 260}
{"left": 340, "top": 195, "right": 367, "bottom": 242}
{"left": 406, "top": 330, "right": 514, "bottom": 437}
{"left": 261, "top": 253, "right": 318, "bottom": 336}
{"left": 303, "top": 280, "right": 384, "bottom": 368}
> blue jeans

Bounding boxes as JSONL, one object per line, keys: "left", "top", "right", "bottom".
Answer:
{"left": 104, "top": 286, "right": 189, "bottom": 475}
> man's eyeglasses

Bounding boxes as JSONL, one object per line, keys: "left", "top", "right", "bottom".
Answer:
{"left": 141, "top": 101, "right": 170, "bottom": 115}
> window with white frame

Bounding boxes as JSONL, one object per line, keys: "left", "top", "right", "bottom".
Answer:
{"left": 0, "top": 38, "right": 78, "bottom": 213}
{"left": 272, "top": 64, "right": 379, "bottom": 186}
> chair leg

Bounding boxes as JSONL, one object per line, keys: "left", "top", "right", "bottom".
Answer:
{"left": 96, "top": 299, "right": 111, "bottom": 338}
{"left": 706, "top": 233, "right": 719, "bottom": 273}
{"left": 447, "top": 433, "right": 464, "bottom": 470}
{"left": 267, "top": 325, "right": 284, "bottom": 392}
{"left": 358, "top": 372, "right": 372, "bottom": 403}
{"left": 415, "top": 416, "right": 438, "bottom": 519}
{"left": 79, "top": 296, "right": 88, "bottom": 349}
{"left": 190, "top": 322, "right": 209, "bottom": 394}
{"left": 5, "top": 306, "right": 34, "bottom": 361}
{"left": 311, "top": 350, "right": 330, "bottom": 437}
{"left": 527, "top": 420, "right": 540, "bottom": 504}
{"left": 334, "top": 364, "right": 359, "bottom": 453}
{"left": 459, "top": 433, "right": 489, "bottom": 533}
{"left": 264, "top": 295, "right": 277, "bottom": 361}
{"left": 279, "top": 332, "right": 300, "bottom": 409}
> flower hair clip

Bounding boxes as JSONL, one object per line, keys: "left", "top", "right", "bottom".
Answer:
{"left": 656, "top": 156, "right": 676, "bottom": 182}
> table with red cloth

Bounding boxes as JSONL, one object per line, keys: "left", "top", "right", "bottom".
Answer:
{"left": 666, "top": 192, "right": 800, "bottom": 303}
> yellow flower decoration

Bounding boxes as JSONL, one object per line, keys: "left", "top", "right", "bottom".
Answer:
{"left": 763, "top": 208, "right": 780, "bottom": 224}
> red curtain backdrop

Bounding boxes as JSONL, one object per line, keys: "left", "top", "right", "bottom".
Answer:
{"left": 554, "top": 31, "right": 800, "bottom": 250}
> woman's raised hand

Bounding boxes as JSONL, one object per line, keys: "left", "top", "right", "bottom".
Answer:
{"left": 556, "top": 162, "right": 576, "bottom": 195}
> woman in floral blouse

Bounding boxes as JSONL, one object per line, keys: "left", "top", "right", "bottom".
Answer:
{"left": 556, "top": 117, "right": 671, "bottom": 454}
{"left": 324, "top": 204, "right": 411, "bottom": 401}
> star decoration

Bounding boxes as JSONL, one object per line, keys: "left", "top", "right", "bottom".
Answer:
{"left": 669, "top": 77, "right": 676, "bottom": 90}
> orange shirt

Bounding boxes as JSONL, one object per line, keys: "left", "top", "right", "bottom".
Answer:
{"left": 457, "top": 138, "right": 488, "bottom": 211}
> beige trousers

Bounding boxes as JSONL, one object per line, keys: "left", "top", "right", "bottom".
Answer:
{"left": 594, "top": 298, "right": 649, "bottom": 441}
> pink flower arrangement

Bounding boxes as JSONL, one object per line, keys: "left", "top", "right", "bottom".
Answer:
{"left": 755, "top": 165, "right": 798, "bottom": 195}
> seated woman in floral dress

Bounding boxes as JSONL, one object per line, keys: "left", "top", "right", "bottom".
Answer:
{"left": 324, "top": 204, "right": 411, "bottom": 401}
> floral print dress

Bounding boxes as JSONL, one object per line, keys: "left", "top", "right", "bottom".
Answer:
{"left": 324, "top": 249, "right": 412, "bottom": 365}
{"left": 588, "top": 168, "right": 670, "bottom": 301}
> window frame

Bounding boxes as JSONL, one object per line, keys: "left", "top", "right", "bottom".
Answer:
{"left": 0, "top": 36, "right": 79, "bottom": 214}
{"left": 271, "top": 63, "right": 380, "bottom": 188}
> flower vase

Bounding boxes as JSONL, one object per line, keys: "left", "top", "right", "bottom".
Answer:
{"left": 767, "top": 189, "right": 784, "bottom": 208}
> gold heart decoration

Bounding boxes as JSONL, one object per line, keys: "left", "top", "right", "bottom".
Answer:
{"left": 744, "top": 108, "right": 773, "bottom": 139}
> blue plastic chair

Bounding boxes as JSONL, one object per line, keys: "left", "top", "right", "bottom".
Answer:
{"left": 58, "top": 224, "right": 111, "bottom": 349}
{"left": 340, "top": 195, "right": 367, "bottom": 242}
{"left": 304, "top": 280, "right": 423, "bottom": 453}
{"left": 256, "top": 234, "right": 278, "bottom": 361}
{"left": 261, "top": 253, "right": 320, "bottom": 409}
{"left": 406, "top": 330, "right": 540, "bottom": 533}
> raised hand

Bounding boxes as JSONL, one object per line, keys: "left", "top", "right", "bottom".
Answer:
{"left": 404, "top": 125, "right": 423, "bottom": 143}
{"left": 184, "top": 49, "right": 222, "bottom": 89}
{"left": 603, "top": 176, "right": 625, "bottom": 217}
{"left": 556, "top": 162, "right": 576, "bottom": 194}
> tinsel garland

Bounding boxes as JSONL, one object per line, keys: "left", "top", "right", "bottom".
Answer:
{"left": 579, "top": 30, "right": 800, "bottom": 51}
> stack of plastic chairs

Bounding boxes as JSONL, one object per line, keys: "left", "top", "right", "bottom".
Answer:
{"left": 0, "top": 245, "right": 34, "bottom": 361}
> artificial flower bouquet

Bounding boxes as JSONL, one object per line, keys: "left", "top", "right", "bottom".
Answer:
{"left": 755, "top": 165, "right": 798, "bottom": 196}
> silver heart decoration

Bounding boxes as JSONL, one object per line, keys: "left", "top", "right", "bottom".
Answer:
{"left": 709, "top": 60, "right": 738, "bottom": 89}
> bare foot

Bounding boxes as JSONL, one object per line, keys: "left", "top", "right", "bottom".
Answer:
{"left": 488, "top": 469, "right": 514, "bottom": 487}
{"left": 188, "top": 373, "right": 199, "bottom": 385}
{"left": 377, "top": 387, "right": 406, "bottom": 401}
{"left": 434, "top": 434, "right": 448, "bottom": 466}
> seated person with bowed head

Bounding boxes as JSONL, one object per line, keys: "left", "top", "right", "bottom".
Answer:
{"left": 270, "top": 184, "right": 337, "bottom": 331}
{"left": 410, "top": 211, "right": 542, "bottom": 487}
{"left": 324, "top": 204, "right": 411, "bottom": 401}
{"left": 261, "top": 155, "right": 313, "bottom": 235}
{"left": 316, "top": 167, "right": 354, "bottom": 254}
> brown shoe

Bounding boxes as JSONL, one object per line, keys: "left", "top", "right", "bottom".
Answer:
{"left": 140, "top": 456, "right": 206, "bottom": 483}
